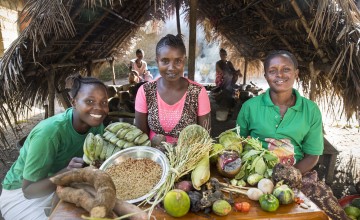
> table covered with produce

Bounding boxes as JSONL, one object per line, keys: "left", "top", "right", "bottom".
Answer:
{"left": 48, "top": 122, "right": 333, "bottom": 220}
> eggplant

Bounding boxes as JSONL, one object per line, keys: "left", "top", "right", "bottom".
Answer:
{"left": 216, "top": 150, "right": 242, "bottom": 178}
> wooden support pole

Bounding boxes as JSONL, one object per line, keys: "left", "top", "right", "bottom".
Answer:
{"left": 243, "top": 58, "right": 248, "bottom": 85}
{"left": 188, "top": 0, "right": 198, "bottom": 80}
{"left": 175, "top": 0, "right": 181, "bottom": 35}
{"left": 47, "top": 71, "right": 55, "bottom": 117}
{"left": 309, "top": 61, "right": 320, "bottom": 101}
{"left": 110, "top": 59, "right": 116, "bottom": 85}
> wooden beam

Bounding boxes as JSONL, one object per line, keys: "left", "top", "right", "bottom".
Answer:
{"left": 47, "top": 71, "right": 55, "bottom": 117}
{"left": 256, "top": 6, "right": 303, "bottom": 62}
{"left": 290, "top": 0, "right": 328, "bottom": 63}
{"left": 59, "top": 11, "right": 109, "bottom": 63}
{"left": 175, "top": 0, "right": 181, "bottom": 35}
{"left": 243, "top": 58, "right": 248, "bottom": 85}
{"left": 110, "top": 58, "right": 116, "bottom": 85}
{"left": 188, "top": 0, "right": 198, "bottom": 80}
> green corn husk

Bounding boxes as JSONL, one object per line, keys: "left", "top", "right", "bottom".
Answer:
{"left": 191, "top": 152, "right": 210, "bottom": 190}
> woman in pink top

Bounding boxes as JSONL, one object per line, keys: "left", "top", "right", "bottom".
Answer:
{"left": 135, "top": 34, "right": 211, "bottom": 143}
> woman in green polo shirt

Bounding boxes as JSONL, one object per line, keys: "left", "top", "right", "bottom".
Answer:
{"left": 0, "top": 75, "right": 109, "bottom": 220}
{"left": 237, "top": 50, "right": 323, "bottom": 174}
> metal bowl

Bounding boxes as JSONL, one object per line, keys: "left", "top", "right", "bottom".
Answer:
{"left": 99, "top": 146, "right": 170, "bottom": 204}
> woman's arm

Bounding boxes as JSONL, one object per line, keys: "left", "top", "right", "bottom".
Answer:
{"left": 198, "top": 113, "right": 211, "bottom": 132}
{"left": 294, "top": 154, "right": 319, "bottom": 174}
{"left": 22, "top": 157, "right": 84, "bottom": 199}
{"left": 135, "top": 111, "right": 149, "bottom": 135}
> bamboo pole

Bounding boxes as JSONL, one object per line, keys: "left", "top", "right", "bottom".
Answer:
{"left": 309, "top": 61, "right": 320, "bottom": 101}
{"left": 255, "top": 6, "right": 303, "bottom": 62}
{"left": 175, "top": 0, "right": 181, "bottom": 35}
{"left": 47, "top": 70, "right": 55, "bottom": 117}
{"left": 188, "top": 0, "right": 198, "bottom": 80}
{"left": 110, "top": 58, "right": 116, "bottom": 85}
{"left": 289, "top": 0, "right": 328, "bottom": 63}
{"left": 243, "top": 58, "right": 248, "bottom": 85}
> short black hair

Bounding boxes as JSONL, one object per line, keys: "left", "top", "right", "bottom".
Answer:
{"left": 66, "top": 75, "right": 107, "bottom": 98}
{"left": 264, "top": 50, "right": 298, "bottom": 72}
{"left": 136, "top": 49, "right": 144, "bottom": 55}
{"left": 219, "top": 48, "right": 227, "bottom": 54}
{"left": 156, "top": 34, "right": 186, "bottom": 57}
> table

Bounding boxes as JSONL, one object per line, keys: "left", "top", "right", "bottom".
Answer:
{"left": 49, "top": 191, "right": 329, "bottom": 220}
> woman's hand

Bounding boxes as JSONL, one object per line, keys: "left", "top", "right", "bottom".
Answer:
{"left": 67, "top": 157, "right": 85, "bottom": 170}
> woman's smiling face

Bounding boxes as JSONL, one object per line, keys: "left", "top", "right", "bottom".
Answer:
{"left": 72, "top": 84, "right": 109, "bottom": 131}
{"left": 156, "top": 45, "right": 186, "bottom": 81}
{"left": 265, "top": 54, "right": 298, "bottom": 93}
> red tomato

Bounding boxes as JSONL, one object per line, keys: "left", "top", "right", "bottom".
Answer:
{"left": 234, "top": 202, "right": 251, "bottom": 212}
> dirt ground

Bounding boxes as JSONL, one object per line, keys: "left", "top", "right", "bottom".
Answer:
{"left": 0, "top": 79, "right": 359, "bottom": 218}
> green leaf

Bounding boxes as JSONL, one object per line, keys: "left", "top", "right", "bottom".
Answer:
{"left": 255, "top": 158, "right": 266, "bottom": 175}
{"left": 235, "top": 166, "right": 246, "bottom": 179}
{"left": 242, "top": 150, "right": 261, "bottom": 160}
{"left": 263, "top": 153, "right": 278, "bottom": 161}
{"left": 250, "top": 155, "right": 261, "bottom": 170}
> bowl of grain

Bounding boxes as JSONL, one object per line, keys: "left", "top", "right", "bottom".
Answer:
{"left": 99, "top": 146, "right": 169, "bottom": 204}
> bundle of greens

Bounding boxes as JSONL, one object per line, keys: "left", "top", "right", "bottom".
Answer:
{"left": 235, "top": 137, "right": 279, "bottom": 181}
{"left": 144, "top": 124, "right": 213, "bottom": 218}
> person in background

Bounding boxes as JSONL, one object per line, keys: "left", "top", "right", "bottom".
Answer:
{"left": 213, "top": 48, "right": 242, "bottom": 120}
{"left": 0, "top": 75, "right": 109, "bottom": 219}
{"left": 215, "top": 48, "right": 242, "bottom": 90}
{"left": 237, "top": 50, "right": 323, "bottom": 174}
{"left": 135, "top": 34, "right": 211, "bottom": 143}
{"left": 129, "top": 49, "right": 153, "bottom": 82}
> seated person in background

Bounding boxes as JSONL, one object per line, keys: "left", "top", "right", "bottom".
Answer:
{"left": 214, "top": 48, "right": 243, "bottom": 112}
{"left": 135, "top": 34, "right": 211, "bottom": 143}
{"left": 237, "top": 50, "right": 323, "bottom": 174}
{"left": 0, "top": 75, "right": 109, "bottom": 219}
{"left": 129, "top": 49, "right": 153, "bottom": 82}
{"left": 215, "top": 48, "right": 242, "bottom": 89}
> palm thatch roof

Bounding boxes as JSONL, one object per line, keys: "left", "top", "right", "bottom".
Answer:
{"left": 0, "top": 0, "right": 360, "bottom": 145}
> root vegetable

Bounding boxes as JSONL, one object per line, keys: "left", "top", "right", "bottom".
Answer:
{"left": 175, "top": 180, "right": 194, "bottom": 192}
{"left": 71, "top": 183, "right": 147, "bottom": 220}
{"left": 246, "top": 188, "right": 264, "bottom": 201}
{"left": 257, "top": 178, "right": 274, "bottom": 194}
{"left": 50, "top": 167, "right": 116, "bottom": 218}
{"left": 56, "top": 186, "right": 110, "bottom": 218}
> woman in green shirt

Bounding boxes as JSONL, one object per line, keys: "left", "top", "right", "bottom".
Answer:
{"left": 0, "top": 75, "right": 109, "bottom": 220}
{"left": 237, "top": 50, "right": 323, "bottom": 174}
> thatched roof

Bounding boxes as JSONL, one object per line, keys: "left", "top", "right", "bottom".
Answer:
{"left": 0, "top": 0, "right": 360, "bottom": 145}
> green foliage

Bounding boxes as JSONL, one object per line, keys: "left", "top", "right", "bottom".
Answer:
{"left": 98, "top": 63, "right": 129, "bottom": 82}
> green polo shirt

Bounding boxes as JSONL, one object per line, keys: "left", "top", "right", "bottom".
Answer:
{"left": 237, "top": 89, "right": 323, "bottom": 163}
{"left": 2, "top": 108, "right": 104, "bottom": 190}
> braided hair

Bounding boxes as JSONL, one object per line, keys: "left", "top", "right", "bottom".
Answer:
{"left": 65, "top": 75, "right": 107, "bottom": 99}
{"left": 264, "top": 50, "right": 298, "bottom": 72}
{"left": 155, "top": 34, "right": 186, "bottom": 57}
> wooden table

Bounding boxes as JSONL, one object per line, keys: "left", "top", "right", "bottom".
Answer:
{"left": 49, "top": 191, "right": 329, "bottom": 220}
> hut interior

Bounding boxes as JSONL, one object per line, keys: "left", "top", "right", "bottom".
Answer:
{"left": 0, "top": 0, "right": 359, "bottom": 147}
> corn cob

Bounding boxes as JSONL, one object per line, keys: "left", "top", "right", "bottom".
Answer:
{"left": 112, "top": 147, "right": 121, "bottom": 155}
{"left": 107, "top": 122, "right": 131, "bottom": 134}
{"left": 117, "top": 127, "right": 134, "bottom": 139}
{"left": 109, "top": 135, "right": 120, "bottom": 145}
{"left": 139, "top": 139, "right": 151, "bottom": 147}
{"left": 104, "top": 132, "right": 116, "bottom": 142}
{"left": 99, "top": 142, "right": 109, "bottom": 161}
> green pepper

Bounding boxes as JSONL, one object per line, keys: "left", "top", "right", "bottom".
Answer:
{"left": 259, "top": 194, "right": 280, "bottom": 212}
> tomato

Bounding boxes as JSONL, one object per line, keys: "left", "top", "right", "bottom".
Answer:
{"left": 234, "top": 202, "right": 251, "bottom": 212}
{"left": 259, "top": 194, "right": 280, "bottom": 212}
